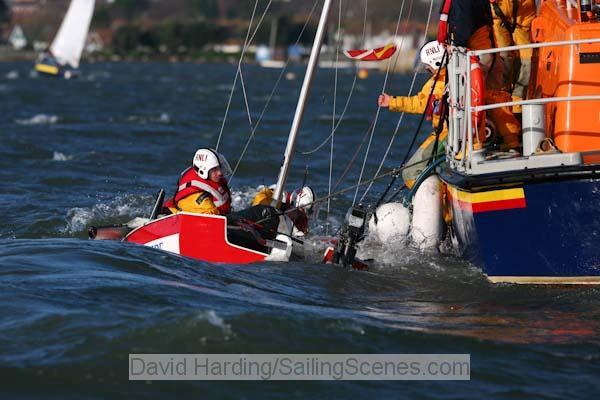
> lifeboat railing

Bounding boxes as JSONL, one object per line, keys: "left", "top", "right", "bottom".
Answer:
{"left": 447, "top": 37, "right": 600, "bottom": 174}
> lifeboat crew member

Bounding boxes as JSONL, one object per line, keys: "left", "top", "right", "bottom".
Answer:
{"left": 252, "top": 185, "right": 316, "bottom": 235}
{"left": 440, "top": 0, "right": 521, "bottom": 151}
{"left": 163, "top": 148, "right": 232, "bottom": 215}
{"left": 378, "top": 41, "right": 448, "bottom": 189}
{"left": 490, "top": 0, "right": 536, "bottom": 106}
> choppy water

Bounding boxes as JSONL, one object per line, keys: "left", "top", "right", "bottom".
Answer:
{"left": 1, "top": 62, "right": 599, "bottom": 398}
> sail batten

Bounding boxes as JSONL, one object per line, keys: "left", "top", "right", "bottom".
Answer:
{"left": 50, "top": 0, "right": 95, "bottom": 68}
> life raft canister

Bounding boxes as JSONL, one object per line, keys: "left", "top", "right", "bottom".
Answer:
{"left": 164, "top": 167, "right": 232, "bottom": 214}
{"left": 470, "top": 56, "right": 486, "bottom": 141}
{"left": 437, "top": 0, "right": 452, "bottom": 44}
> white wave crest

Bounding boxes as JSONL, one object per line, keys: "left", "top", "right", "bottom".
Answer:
{"left": 4, "top": 70, "right": 19, "bottom": 80}
{"left": 159, "top": 113, "right": 171, "bottom": 123}
{"left": 65, "top": 195, "right": 153, "bottom": 234}
{"left": 127, "top": 112, "right": 171, "bottom": 124}
{"left": 197, "top": 310, "right": 232, "bottom": 336}
{"left": 16, "top": 114, "right": 59, "bottom": 125}
{"left": 230, "top": 185, "right": 266, "bottom": 211}
{"left": 52, "top": 152, "right": 73, "bottom": 161}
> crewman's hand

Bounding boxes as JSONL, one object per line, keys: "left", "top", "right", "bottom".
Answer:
{"left": 378, "top": 93, "right": 391, "bottom": 107}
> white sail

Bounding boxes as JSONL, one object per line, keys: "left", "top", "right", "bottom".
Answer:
{"left": 50, "top": 0, "right": 95, "bottom": 69}
{"left": 9, "top": 25, "right": 28, "bottom": 50}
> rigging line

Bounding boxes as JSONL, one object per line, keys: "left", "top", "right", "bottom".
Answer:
{"left": 299, "top": 0, "right": 365, "bottom": 157}
{"left": 229, "top": 0, "right": 322, "bottom": 182}
{"left": 351, "top": 0, "right": 409, "bottom": 206}
{"left": 235, "top": 0, "right": 279, "bottom": 131}
{"left": 237, "top": 65, "right": 253, "bottom": 126}
{"left": 297, "top": 74, "right": 356, "bottom": 155}
{"left": 299, "top": 0, "right": 371, "bottom": 157}
{"left": 372, "top": 51, "right": 446, "bottom": 209}
{"left": 331, "top": 113, "right": 378, "bottom": 194}
{"left": 216, "top": 0, "right": 273, "bottom": 151}
{"left": 310, "top": 0, "right": 373, "bottom": 190}
{"left": 242, "top": 0, "right": 274, "bottom": 54}
{"left": 229, "top": 67, "right": 287, "bottom": 182}
{"left": 222, "top": 0, "right": 275, "bottom": 130}
{"left": 326, "top": 0, "right": 343, "bottom": 235}
{"left": 358, "top": 0, "right": 435, "bottom": 203}
{"left": 250, "top": 151, "right": 444, "bottom": 227}
{"left": 360, "top": 0, "right": 369, "bottom": 44}
{"left": 215, "top": 0, "right": 260, "bottom": 151}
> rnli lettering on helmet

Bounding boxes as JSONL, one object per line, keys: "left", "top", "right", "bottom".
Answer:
{"left": 426, "top": 47, "right": 440, "bottom": 57}
{"left": 195, "top": 153, "right": 208, "bottom": 162}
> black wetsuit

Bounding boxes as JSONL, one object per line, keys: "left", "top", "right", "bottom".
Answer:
{"left": 228, "top": 205, "right": 281, "bottom": 240}
{"left": 447, "top": 0, "right": 494, "bottom": 47}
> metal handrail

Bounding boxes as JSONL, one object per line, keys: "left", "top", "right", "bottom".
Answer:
{"left": 449, "top": 36, "right": 600, "bottom": 171}
{"left": 468, "top": 37, "right": 600, "bottom": 57}
{"left": 474, "top": 95, "right": 600, "bottom": 112}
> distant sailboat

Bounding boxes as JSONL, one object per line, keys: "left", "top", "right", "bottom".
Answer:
{"left": 8, "top": 25, "right": 28, "bottom": 50}
{"left": 35, "top": 0, "right": 95, "bottom": 79}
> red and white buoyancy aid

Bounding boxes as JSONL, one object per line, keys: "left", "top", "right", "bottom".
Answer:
{"left": 164, "top": 167, "right": 231, "bottom": 214}
{"left": 437, "top": 0, "right": 452, "bottom": 44}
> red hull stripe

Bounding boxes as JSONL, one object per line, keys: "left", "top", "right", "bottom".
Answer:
{"left": 448, "top": 189, "right": 527, "bottom": 213}
{"left": 471, "top": 197, "right": 527, "bottom": 213}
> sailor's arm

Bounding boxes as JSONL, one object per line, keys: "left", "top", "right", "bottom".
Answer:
{"left": 388, "top": 93, "right": 427, "bottom": 114}
{"left": 379, "top": 89, "right": 429, "bottom": 114}
{"left": 252, "top": 187, "right": 274, "bottom": 207}
{"left": 175, "top": 193, "right": 220, "bottom": 215}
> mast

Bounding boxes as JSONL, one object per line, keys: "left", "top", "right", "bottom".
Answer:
{"left": 273, "top": 0, "right": 333, "bottom": 206}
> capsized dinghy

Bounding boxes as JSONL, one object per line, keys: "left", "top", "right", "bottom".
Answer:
{"left": 89, "top": 189, "right": 302, "bottom": 264}
{"left": 90, "top": 0, "right": 336, "bottom": 264}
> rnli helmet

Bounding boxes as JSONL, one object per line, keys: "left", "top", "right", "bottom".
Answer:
{"left": 193, "top": 148, "right": 232, "bottom": 179}
{"left": 419, "top": 41, "right": 445, "bottom": 70}
{"left": 295, "top": 186, "right": 316, "bottom": 213}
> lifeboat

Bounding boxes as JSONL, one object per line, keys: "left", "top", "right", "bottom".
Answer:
{"left": 438, "top": 0, "right": 600, "bottom": 284}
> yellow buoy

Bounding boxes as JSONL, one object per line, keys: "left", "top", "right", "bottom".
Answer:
{"left": 357, "top": 68, "right": 369, "bottom": 80}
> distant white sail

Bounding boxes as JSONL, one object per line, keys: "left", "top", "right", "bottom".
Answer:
{"left": 9, "top": 25, "right": 27, "bottom": 50}
{"left": 50, "top": 0, "right": 95, "bottom": 69}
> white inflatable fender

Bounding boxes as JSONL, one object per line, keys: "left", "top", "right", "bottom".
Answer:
{"left": 410, "top": 174, "right": 443, "bottom": 250}
{"left": 368, "top": 202, "right": 411, "bottom": 244}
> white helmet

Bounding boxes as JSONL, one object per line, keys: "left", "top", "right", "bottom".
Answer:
{"left": 294, "top": 186, "right": 315, "bottom": 213}
{"left": 419, "top": 41, "right": 445, "bottom": 70}
{"left": 192, "top": 148, "right": 232, "bottom": 179}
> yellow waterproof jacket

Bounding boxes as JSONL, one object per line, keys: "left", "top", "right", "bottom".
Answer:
{"left": 168, "top": 193, "right": 220, "bottom": 215}
{"left": 252, "top": 187, "right": 274, "bottom": 207}
{"left": 491, "top": 0, "right": 536, "bottom": 29}
{"left": 388, "top": 69, "right": 447, "bottom": 133}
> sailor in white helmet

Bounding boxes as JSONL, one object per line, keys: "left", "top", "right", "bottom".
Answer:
{"left": 377, "top": 40, "right": 448, "bottom": 189}
{"left": 252, "top": 184, "right": 316, "bottom": 235}
{"left": 163, "top": 148, "right": 233, "bottom": 215}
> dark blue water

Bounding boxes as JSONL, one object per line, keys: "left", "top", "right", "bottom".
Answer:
{"left": 1, "top": 62, "right": 599, "bottom": 398}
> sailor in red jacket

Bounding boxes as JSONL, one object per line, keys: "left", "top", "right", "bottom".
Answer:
{"left": 163, "top": 148, "right": 232, "bottom": 215}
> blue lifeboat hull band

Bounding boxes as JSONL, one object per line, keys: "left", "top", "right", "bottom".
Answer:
{"left": 447, "top": 178, "right": 600, "bottom": 281}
